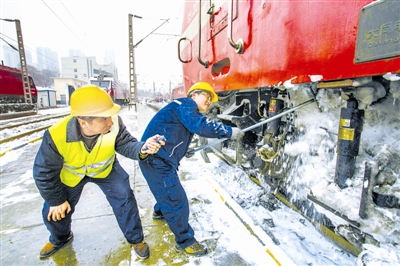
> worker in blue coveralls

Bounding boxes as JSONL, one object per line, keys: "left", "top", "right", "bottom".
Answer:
{"left": 139, "top": 81, "right": 244, "bottom": 256}
{"left": 33, "top": 84, "right": 164, "bottom": 260}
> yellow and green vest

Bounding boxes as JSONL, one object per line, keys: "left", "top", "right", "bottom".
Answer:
{"left": 48, "top": 115, "right": 119, "bottom": 187}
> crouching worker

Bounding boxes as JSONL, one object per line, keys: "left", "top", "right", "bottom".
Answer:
{"left": 139, "top": 82, "right": 243, "bottom": 256}
{"left": 33, "top": 84, "right": 164, "bottom": 260}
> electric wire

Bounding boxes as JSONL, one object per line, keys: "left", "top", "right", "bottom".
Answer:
{"left": 41, "top": 0, "right": 87, "bottom": 48}
{"left": 1, "top": 1, "right": 184, "bottom": 87}
{"left": 59, "top": 0, "right": 88, "bottom": 39}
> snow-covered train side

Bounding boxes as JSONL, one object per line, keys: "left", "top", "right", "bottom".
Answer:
{"left": 178, "top": 0, "right": 400, "bottom": 262}
{"left": 89, "top": 76, "right": 129, "bottom": 105}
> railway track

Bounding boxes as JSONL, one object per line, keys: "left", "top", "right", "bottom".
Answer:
{"left": 145, "top": 102, "right": 164, "bottom": 112}
{"left": 0, "top": 105, "right": 159, "bottom": 155}
{"left": 0, "top": 106, "right": 158, "bottom": 155}
{"left": 0, "top": 112, "right": 69, "bottom": 156}
{"left": 0, "top": 113, "right": 69, "bottom": 130}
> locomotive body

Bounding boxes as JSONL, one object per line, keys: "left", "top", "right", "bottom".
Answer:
{"left": 178, "top": 0, "right": 400, "bottom": 261}
{"left": 89, "top": 76, "right": 129, "bottom": 105}
{"left": 0, "top": 64, "right": 37, "bottom": 104}
{"left": 171, "top": 84, "right": 186, "bottom": 99}
{"left": 179, "top": 0, "right": 399, "bottom": 90}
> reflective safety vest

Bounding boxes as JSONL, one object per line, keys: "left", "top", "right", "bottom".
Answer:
{"left": 48, "top": 115, "right": 119, "bottom": 187}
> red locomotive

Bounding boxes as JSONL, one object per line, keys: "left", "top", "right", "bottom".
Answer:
{"left": 171, "top": 84, "right": 185, "bottom": 99}
{"left": 89, "top": 76, "right": 129, "bottom": 105}
{"left": 0, "top": 64, "right": 37, "bottom": 104}
{"left": 178, "top": 0, "right": 400, "bottom": 261}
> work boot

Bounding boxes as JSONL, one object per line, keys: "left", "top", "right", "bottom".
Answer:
{"left": 152, "top": 210, "right": 165, "bottom": 220}
{"left": 132, "top": 240, "right": 150, "bottom": 260}
{"left": 175, "top": 241, "right": 207, "bottom": 256}
{"left": 39, "top": 231, "right": 74, "bottom": 259}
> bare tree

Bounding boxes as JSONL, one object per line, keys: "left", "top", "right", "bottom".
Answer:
{"left": 42, "top": 69, "right": 58, "bottom": 87}
{"left": 27, "top": 65, "right": 44, "bottom": 87}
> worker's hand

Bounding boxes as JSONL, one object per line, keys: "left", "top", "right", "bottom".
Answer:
{"left": 48, "top": 201, "right": 71, "bottom": 222}
{"left": 185, "top": 148, "right": 195, "bottom": 158}
{"left": 141, "top": 135, "right": 165, "bottom": 154}
{"left": 230, "top": 127, "right": 244, "bottom": 140}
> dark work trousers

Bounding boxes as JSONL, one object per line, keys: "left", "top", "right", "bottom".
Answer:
{"left": 139, "top": 157, "right": 195, "bottom": 249}
{"left": 42, "top": 160, "right": 144, "bottom": 246}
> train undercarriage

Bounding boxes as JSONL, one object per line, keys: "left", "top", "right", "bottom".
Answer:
{"left": 195, "top": 76, "right": 400, "bottom": 258}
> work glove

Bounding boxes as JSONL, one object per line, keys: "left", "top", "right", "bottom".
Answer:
{"left": 185, "top": 148, "right": 195, "bottom": 158}
{"left": 230, "top": 127, "right": 244, "bottom": 140}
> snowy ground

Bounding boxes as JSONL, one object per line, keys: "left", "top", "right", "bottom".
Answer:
{"left": 0, "top": 101, "right": 399, "bottom": 265}
{"left": 179, "top": 155, "right": 356, "bottom": 265}
{"left": 277, "top": 88, "right": 400, "bottom": 266}
{"left": 0, "top": 107, "right": 71, "bottom": 154}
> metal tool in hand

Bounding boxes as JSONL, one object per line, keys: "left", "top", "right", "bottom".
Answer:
{"left": 187, "top": 98, "right": 315, "bottom": 155}
{"left": 141, "top": 135, "right": 166, "bottom": 151}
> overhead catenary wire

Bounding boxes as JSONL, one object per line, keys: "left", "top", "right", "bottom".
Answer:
{"left": 0, "top": 35, "right": 18, "bottom": 51}
{"left": 58, "top": 0, "right": 88, "bottom": 39}
{"left": 1, "top": 1, "right": 89, "bottom": 71}
{"left": 41, "top": 0, "right": 87, "bottom": 48}
{"left": 1, "top": 32, "right": 70, "bottom": 73}
{"left": 1, "top": 1, "right": 184, "bottom": 85}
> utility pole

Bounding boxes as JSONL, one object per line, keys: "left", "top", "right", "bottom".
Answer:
{"left": 14, "top": 20, "right": 32, "bottom": 104}
{"left": 128, "top": 14, "right": 138, "bottom": 111}
{"left": 3, "top": 19, "right": 33, "bottom": 104}
{"left": 128, "top": 15, "right": 170, "bottom": 109}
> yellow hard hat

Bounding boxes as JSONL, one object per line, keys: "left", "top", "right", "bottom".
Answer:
{"left": 70, "top": 84, "right": 121, "bottom": 117}
{"left": 187, "top": 82, "right": 218, "bottom": 102}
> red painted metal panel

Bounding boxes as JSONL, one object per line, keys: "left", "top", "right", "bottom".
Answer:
{"left": 180, "top": 0, "right": 400, "bottom": 93}
{"left": 172, "top": 85, "right": 186, "bottom": 99}
{"left": 0, "top": 65, "right": 37, "bottom": 99}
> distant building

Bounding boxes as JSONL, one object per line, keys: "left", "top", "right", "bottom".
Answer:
{"left": 1, "top": 44, "right": 19, "bottom": 68}
{"left": 37, "top": 87, "right": 57, "bottom": 108}
{"left": 25, "top": 50, "right": 34, "bottom": 67}
{"left": 69, "top": 49, "right": 85, "bottom": 57}
{"left": 60, "top": 56, "right": 118, "bottom": 82}
{"left": 61, "top": 56, "right": 96, "bottom": 82}
{"left": 36, "top": 47, "right": 59, "bottom": 73}
{"left": 97, "top": 63, "right": 119, "bottom": 80}
{"left": 53, "top": 77, "right": 87, "bottom": 106}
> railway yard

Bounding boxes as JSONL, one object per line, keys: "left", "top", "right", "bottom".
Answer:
{"left": 1, "top": 1, "right": 399, "bottom": 265}
{"left": 1, "top": 102, "right": 398, "bottom": 265}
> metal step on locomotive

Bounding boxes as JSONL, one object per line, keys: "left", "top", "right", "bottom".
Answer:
{"left": 175, "top": 0, "right": 400, "bottom": 261}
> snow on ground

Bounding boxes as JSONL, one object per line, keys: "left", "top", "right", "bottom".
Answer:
{"left": 280, "top": 88, "right": 400, "bottom": 265}
{"left": 0, "top": 107, "right": 71, "bottom": 154}
{"left": 1, "top": 99, "right": 399, "bottom": 265}
{"left": 179, "top": 155, "right": 357, "bottom": 265}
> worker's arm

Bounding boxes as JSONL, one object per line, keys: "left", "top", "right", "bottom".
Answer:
{"left": 33, "top": 130, "right": 68, "bottom": 207}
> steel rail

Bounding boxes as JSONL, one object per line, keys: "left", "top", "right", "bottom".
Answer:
{"left": 0, "top": 125, "right": 51, "bottom": 145}
{"left": 145, "top": 103, "right": 163, "bottom": 112}
{"left": 0, "top": 113, "right": 69, "bottom": 130}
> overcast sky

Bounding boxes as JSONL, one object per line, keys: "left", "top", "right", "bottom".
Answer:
{"left": 1, "top": 0, "right": 186, "bottom": 92}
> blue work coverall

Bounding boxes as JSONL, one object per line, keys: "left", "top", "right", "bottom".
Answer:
{"left": 139, "top": 97, "right": 233, "bottom": 248}
{"left": 33, "top": 116, "right": 146, "bottom": 246}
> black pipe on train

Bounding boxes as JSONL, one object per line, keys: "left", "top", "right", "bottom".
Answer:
{"left": 334, "top": 97, "right": 364, "bottom": 189}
